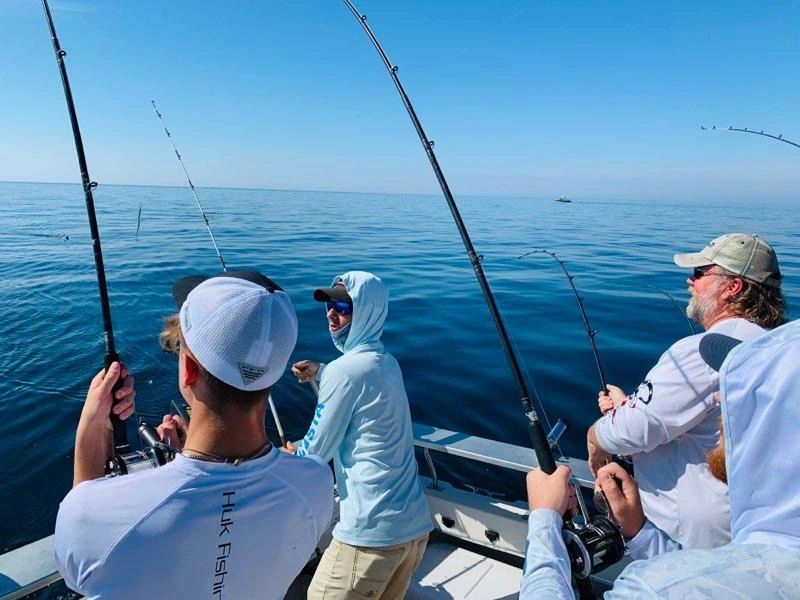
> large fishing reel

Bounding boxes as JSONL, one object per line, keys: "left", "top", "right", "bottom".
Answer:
{"left": 544, "top": 423, "right": 626, "bottom": 580}
{"left": 105, "top": 421, "right": 175, "bottom": 476}
{"left": 563, "top": 514, "right": 625, "bottom": 579}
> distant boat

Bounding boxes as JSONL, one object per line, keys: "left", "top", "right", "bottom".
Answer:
{"left": 555, "top": 196, "right": 572, "bottom": 203}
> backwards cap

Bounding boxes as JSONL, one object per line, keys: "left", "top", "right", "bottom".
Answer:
{"left": 172, "top": 271, "right": 298, "bottom": 391}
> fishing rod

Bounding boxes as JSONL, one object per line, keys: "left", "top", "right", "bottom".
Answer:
{"left": 151, "top": 100, "right": 227, "bottom": 271}
{"left": 41, "top": 0, "right": 129, "bottom": 453}
{"left": 643, "top": 283, "right": 697, "bottom": 335}
{"left": 136, "top": 202, "right": 142, "bottom": 241}
{"left": 342, "top": 0, "right": 552, "bottom": 472}
{"left": 519, "top": 250, "right": 608, "bottom": 392}
{"left": 268, "top": 395, "right": 287, "bottom": 448}
{"left": 341, "top": 1, "right": 624, "bottom": 583}
{"left": 151, "top": 100, "right": 288, "bottom": 444}
{"left": 701, "top": 125, "right": 800, "bottom": 151}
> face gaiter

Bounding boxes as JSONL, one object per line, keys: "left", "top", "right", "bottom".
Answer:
{"left": 330, "top": 322, "right": 351, "bottom": 353}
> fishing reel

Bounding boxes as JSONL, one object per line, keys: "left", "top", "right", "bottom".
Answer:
{"left": 562, "top": 486, "right": 626, "bottom": 579}
{"left": 105, "top": 420, "right": 176, "bottom": 477}
{"left": 563, "top": 515, "right": 625, "bottom": 579}
{"left": 541, "top": 421, "right": 625, "bottom": 579}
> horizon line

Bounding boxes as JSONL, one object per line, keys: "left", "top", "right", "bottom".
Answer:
{"left": 0, "top": 179, "right": 568, "bottom": 202}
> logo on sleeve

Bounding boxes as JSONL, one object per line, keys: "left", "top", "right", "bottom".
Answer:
{"left": 633, "top": 380, "right": 654, "bottom": 406}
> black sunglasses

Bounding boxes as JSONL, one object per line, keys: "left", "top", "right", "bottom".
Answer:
{"left": 692, "top": 265, "right": 717, "bottom": 280}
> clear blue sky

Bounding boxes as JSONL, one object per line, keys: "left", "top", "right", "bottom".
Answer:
{"left": 1, "top": 0, "right": 798, "bottom": 201}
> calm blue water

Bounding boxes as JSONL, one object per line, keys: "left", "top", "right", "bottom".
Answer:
{"left": 0, "top": 181, "right": 797, "bottom": 552}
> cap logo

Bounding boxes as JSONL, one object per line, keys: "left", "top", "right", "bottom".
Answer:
{"left": 239, "top": 362, "right": 267, "bottom": 386}
{"left": 182, "top": 302, "right": 192, "bottom": 332}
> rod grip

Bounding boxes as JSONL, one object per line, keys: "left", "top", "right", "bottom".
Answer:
{"left": 529, "top": 420, "right": 557, "bottom": 474}
{"left": 104, "top": 352, "right": 130, "bottom": 452}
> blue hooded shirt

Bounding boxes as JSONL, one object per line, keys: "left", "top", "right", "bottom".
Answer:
{"left": 296, "top": 271, "right": 432, "bottom": 547}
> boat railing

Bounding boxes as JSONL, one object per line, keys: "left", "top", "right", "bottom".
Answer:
{"left": 412, "top": 423, "right": 594, "bottom": 489}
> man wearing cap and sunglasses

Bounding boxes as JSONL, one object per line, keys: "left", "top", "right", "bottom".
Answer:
{"left": 522, "top": 319, "right": 800, "bottom": 598}
{"left": 290, "top": 271, "right": 432, "bottom": 600}
{"left": 587, "top": 233, "right": 787, "bottom": 552}
{"left": 54, "top": 271, "right": 334, "bottom": 599}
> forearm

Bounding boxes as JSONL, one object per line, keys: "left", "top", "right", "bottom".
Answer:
{"left": 73, "top": 423, "right": 112, "bottom": 486}
{"left": 587, "top": 424, "right": 602, "bottom": 450}
{"left": 296, "top": 366, "right": 352, "bottom": 461}
{"left": 592, "top": 414, "right": 651, "bottom": 456}
{"left": 520, "top": 509, "right": 574, "bottom": 600}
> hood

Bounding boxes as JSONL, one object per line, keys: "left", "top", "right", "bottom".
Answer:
{"left": 720, "top": 319, "right": 800, "bottom": 551}
{"left": 333, "top": 271, "right": 388, "bottom": 353}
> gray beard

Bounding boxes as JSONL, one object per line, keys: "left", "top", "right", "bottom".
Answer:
{"left": 687, "top": 283, "right": 724, "bottom": 325}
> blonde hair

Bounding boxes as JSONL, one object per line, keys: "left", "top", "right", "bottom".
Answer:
{"left": 159, "top": 314, "right": 182, "bottom": 354}
{"left": 159, "top": 313, "right": 266, "bottom": 408}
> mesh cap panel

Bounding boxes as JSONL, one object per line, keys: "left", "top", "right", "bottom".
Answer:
{"left": 179, "top": 277, "right": 298, "bottom": 391}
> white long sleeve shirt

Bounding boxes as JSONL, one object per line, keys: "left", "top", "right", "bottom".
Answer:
{"left": 594, "top": 317, "right": 765, "bottom": 548}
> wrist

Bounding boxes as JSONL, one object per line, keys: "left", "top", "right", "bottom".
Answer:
{"left": 621, "top": 515, "right": 646, "bottom": 540}
{"left": 529, "top": 500, "right": 567, "bottom": 514}
{"left": 530, "top": 507, "right": 565, "bottom": 524}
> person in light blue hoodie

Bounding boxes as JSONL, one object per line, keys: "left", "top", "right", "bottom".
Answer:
{"left": 290, "top": 270, "right": 432, "bottom": 600}
{"left": 521, "top": 318, "right": 800, "bottom": 598}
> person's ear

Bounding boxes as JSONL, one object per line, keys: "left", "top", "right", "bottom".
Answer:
{"left": 181, "top": 352, "right": 200, "bottom": 387}
{"left": 726, "top": 276, "right": 744, "bottom": 298}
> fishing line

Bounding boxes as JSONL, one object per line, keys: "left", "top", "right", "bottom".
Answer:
{"left": 519, "top": 249, "right": 609, "bottom": 392}
{"left": 701, "top": 125, "right": 800, "bottom": 151}
{"left": 643, "top": 283, "right": 697, "bottom": 335}
{"left": 41, "top": 0, "right": 130, "bottom": 452}
{"left": 501, "top": 313, "right": 560, "bottom": 452}
{"left": 26, "top": 232, "right": 70, "bottom": 241}
{"left": 135, "top": 202, "right": 142, "bottom": 241}
{"left": 151, "top": 100, "right": 227, "bottom": 271}
{"left": 341, "top": 3, "right": 625, "bottom": 585}
{"left": 151, "top": 100, "right": 288, "bottom": 444}
{"left": 8, "top": 377, "right": 85, "bottom": 404}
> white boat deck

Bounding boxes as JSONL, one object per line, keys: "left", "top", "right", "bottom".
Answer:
{"left": 409, "top": 543, "right": 522, "bottom": 599}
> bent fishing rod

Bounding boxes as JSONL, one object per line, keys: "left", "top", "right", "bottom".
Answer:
{"left": 519, "top": 250, "right": 608, "bottom": 392}
{"left": 701, "top": 125, "right": 800, "bottom": 151}
{"left": 151, "top": 100, "right": 288, "bottom": 446}
{"left": 341, "top": 3, "right": 625, "bottom": 584}
{"left": 341, "top": 0, "right": 554, "bottom": 473}
{"left": 42, "top": 0, "right": 129, "bottom": 453}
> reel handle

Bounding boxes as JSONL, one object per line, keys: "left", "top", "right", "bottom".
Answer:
{"left": 105, "top": 352, "right": 130, "bottom": 453}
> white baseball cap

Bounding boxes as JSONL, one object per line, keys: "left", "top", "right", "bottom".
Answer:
{"left": 172, "top": 271, "right": 298, "bottom": 391}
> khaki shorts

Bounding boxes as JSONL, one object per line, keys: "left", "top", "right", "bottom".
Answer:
{"left": 307, "top": 533, "right": 430, "bottom": 600}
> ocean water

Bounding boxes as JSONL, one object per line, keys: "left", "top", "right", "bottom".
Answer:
{"left": 0, "top": 181, "right": 797, "bottom": 553}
